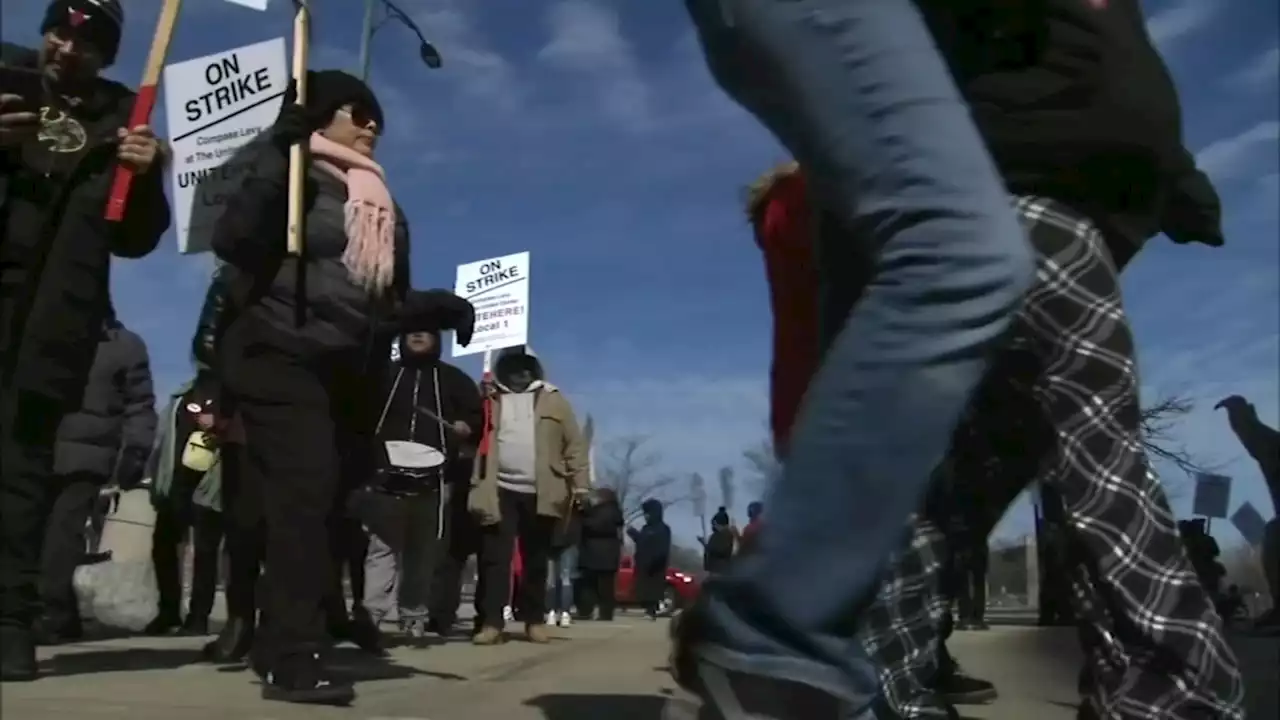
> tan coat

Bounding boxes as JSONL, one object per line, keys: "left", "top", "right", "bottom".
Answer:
{"left": 468, "top": 383, "right": 589, "bottom": 526}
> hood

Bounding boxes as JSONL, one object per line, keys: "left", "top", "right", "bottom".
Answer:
{"left": 397, "top": 328, "right": 442, "bottom": 367}
{"left": 494, "top": 345, "right": 553, "bottom": 393}
{"left": 745, "top": 161, "right": 800, "bottom": 221}
{"left": 641, "top": 498, "right": 664, "bottom": 522}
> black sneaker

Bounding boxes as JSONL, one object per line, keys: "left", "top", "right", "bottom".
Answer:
{"left": 261, "top": 652, "right": 354, "bottom": 706}
{"left": 202, "top": 617, "right": 254, "bottom": 664}
{"left": 144, "top": 614, "right": 181, "bottom": 636}
{"left": 180, "top": 616, "right": 210, "bottom": 636}
{"left": 938, "top": 669, "right": 998, "bottom": 705}
{"left": 0, "top": 627, "right": 38, "bottom": 682}
{"left": 348, "top": 609, "right": 385, "bottom": 656}
{"left": 33, "top": 617, "right": 84, "bottom": 646}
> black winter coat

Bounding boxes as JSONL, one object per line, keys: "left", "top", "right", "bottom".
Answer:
{"left": 577, "top": 499, "right": 624, "bottom": 572}
{"left": 53, "top": 319, "right": 156, "bottom": 483}
{"left": 0, "top": 43, "right": 170, "bottom": 412}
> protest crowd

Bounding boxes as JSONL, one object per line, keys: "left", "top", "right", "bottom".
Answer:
{"left": 1, "top": 0, "right": 1277, "bottom": 718}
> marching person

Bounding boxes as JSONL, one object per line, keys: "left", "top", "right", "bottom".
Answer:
{"left": 209, "top": 69, "right": 473, "bottom": 704}
{"left": 574, "top": 487, "right": 623, "bottom": 622}
{"left": 470, "top": 347, "right": 589, "bottom": 645}
{"left": 628, "top": 499, "right": 671, "bottom": 620}
{"left": 699, "top": 507, "right": 736, "bottom": 576}
{"left": 1, "top": 0, "right": 170, "bottom": 681}
{"left": 188, "top": 265, "right": 260, "bottom": 664}
{"left": 145, "top": 372, "right": 224, "bottom": 637}
{"left": 545, "top": 506, "right": 580, "bottom": 628}
{"left": 358, "top": 326, "right": 481, "bottom": 640}
{"left": 37, "top": 306, "right": 155, "bottom": 645}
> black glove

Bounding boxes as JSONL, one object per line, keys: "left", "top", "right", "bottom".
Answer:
{"left": 268, "top": 80, "right": 314, "bottom": 153}
{"left": 401, "top": 289, "right": 476, "bottom": 346}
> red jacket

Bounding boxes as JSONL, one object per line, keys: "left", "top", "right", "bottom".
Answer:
{"left": 749, "top": 164, "right": 821, "bottom": 457}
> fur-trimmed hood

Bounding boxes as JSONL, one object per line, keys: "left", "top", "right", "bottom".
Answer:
{"left": 745, "top": 161, "right": 800, "bottom": 220}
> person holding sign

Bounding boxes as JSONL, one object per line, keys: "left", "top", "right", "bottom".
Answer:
{"left": 208, "top": 69, "right": 474, "bottom": 705}
{"left": 0, "top": 0, "right": 170, "bottom": 683}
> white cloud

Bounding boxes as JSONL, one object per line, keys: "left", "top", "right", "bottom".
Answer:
{"left": 1228, "top": 45, "right": 1280, "bottom": 92}
{"left": 537, "top": 0, "right": 654, "bottom": 132}
{"left": 1145, "top": 0, "right": 1221, "bottom": 47}
{"left": 407, "top": 1, "right": 525, "bottom": 112}
{"left": 1195, "top": 121, "right": 1280, "bottom": 182}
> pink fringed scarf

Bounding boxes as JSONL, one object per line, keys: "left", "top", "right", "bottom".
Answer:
{"left": 310, "top": 133, "right": 396, "bottom": 294}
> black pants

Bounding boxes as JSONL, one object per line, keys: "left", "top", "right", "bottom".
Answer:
{"left": 430, "top": 482, "right": 481, "bottom": 625}
{"left": 219, "top": 443, "right": 265, "bottom": 621}
{"left": 575, "top": 569, "right": 617, "bottom": 620}
{"left": 38, "top": 473, "right": 106, "bottom": 631}
{"left": 953, "top": 538, "right": 988, "bottom": 625}
{"left": 476, "top": 489, "right": 554, "bottom": 630}
{"left": 326, "top": 515, "right": 368, "bottom": 626}
{"left": 225, "top": 323, "right": 377, "bottom": 666}
{"left": 0, "top": 390, "right": 68, "bottom": 630}
{"left": 152, "top": 500, "right": 224, "bottom": 622}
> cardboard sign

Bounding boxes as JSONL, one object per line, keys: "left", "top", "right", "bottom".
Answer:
{"left": 1191, "top": 472, "right": 1232, "bottom": 519}
{"left": 1230, "top": 502, "right": 1267, "bottom": 548}
{"left": 166, "top": 38, "right": 288, "bottom": 253}
{"left": 452, "top": 251, "right": 531, "bottom": 357}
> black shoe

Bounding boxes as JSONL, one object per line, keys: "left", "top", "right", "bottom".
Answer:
{"left": 261, "top": 652, "right": 355, "bottom": 706}
{"left": 181, "top": 616, "right": 210, "bottom": 636}
{"left": 0, "top": 627, "right": 38, "bottom": 682}
{"left": 938, "top": 669, "right": 998, "bottom": 705}
{"left": 348, "top": 609, "right": 385, "bottom": 656}
{"left": 144, "top": 614, "right": 181, "bottom": 636}
{"left": 969, "top": 619, "right": 990, "bottom": 631}
{"left": 33, "top": 617, "right": 83, "bottom": 646}
{"left": 954, "top": 619, "right": 973, "bottom": 631}
{"left": 202, "top": 617, "right": 254, "bottom": 664}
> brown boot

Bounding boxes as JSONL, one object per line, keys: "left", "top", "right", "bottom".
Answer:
{"left": 472, "top": 626, "right": 506, "bottom": 646}
{"left": 525, "top": 623, "right": 551, "bottom": 644}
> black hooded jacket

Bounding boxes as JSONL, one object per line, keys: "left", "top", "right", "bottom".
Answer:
{"left": 375, "top": 333, "right": 482, "bottom": 483}
{"left": 0, "top": 42, "right": 170, "bottom": 409}
{"left": 921, "top": 0, "right": 1222, "bottom": 249}
{"left": 578, "top": 497, "right": 624, "bottom": 572}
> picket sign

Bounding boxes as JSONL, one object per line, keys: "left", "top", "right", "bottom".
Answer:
{"left": 221, "top": 0, "right": 271, "bottom": 9}
{"left": 286, "top": 0, "right": 312, "bottom": 256}
{"left": 103, "top": 0, "right": 184, "bottom": 221}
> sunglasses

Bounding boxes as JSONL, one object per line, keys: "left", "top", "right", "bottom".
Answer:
{"left": 338, "top": 105, "right": 382, "bottom": 135}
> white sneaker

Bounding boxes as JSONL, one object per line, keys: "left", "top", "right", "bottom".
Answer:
{"left": 503, "top": 605, "right": 514, "bottom": 622}
{"left": 545, "top": 611, "right": 559, "bottom": 626}
{"left": 557, "top": 613, "right": 572, "bottom": 628}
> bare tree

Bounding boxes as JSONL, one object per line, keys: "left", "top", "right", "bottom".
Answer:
{"left": 741, "top": 437, "right": 782, "bottom": 496}
{"left": 1140, "top": 392, "right": 1218, "bottom": 500}
{"left": 596, "top": 436, "right": 694, "bottom": 523}
{"left": 718, "top": 466, "right": 736, "bottom": 513}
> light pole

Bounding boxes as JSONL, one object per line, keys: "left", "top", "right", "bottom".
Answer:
{"left": 357, "top": 0, "right": 442, "bottom": 81}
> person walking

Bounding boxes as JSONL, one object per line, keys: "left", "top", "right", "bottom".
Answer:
{"left": 0, "top": 0, "right": 170, "bottom": 680}
{"left": 145, "top": 373, "right": 224, "bottom": 637}
{"left": 470, "top": 347, "right": 589, "bottom": 645}
{"left": 575, "top": 487, "right": 623, "bottom": 621}
{"left": 545, "top": 508, "right": 580, "bottom": 628}
{"left": 208, "top": 69, "right": 474, "bottom": 704}
{"left": 628, "top": 499, "right": 671, "bottom": 620}
{"left": 37, "top": 308, "right": 155, "bottom": 644}
{"left": 700, "top": 507, "right": 736, "bottom": 576}
{"left": 357, "top": 326, "right": 481, "bottom": 640}
{"left": 670, "top": 0, "right": 1034, "bottom": 714}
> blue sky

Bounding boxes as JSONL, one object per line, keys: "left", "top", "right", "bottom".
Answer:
{"left": 4, "top": 0, "right": 1276, "bottom": 547}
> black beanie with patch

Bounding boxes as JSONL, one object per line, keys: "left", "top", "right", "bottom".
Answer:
{"left": 304, "top": 69, "right": 385, "bottom": 134}
{"left": 41, "top": 0, "right": 124, "bottom": 66}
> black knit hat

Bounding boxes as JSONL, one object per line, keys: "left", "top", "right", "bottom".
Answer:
{"left": 305, "top": 69, "right": 385, "bottom": 133}
{"left": 41, "top": 0, "right": 124, "bottom": 66}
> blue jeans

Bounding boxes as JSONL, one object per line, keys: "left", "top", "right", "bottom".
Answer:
{"left": 683, "top": 0, "right": 1033, "bottom": 708}
{"left": 546, "top": 545, "right": 577, "bottom": 613}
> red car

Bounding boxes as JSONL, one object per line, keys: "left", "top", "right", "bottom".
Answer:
{"left": 614, "top": 555, "right": 700, "bottom": 615}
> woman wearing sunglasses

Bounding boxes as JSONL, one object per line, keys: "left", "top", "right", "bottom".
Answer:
{"left": 207, "top": 69, "right": 472, "bottom": 706}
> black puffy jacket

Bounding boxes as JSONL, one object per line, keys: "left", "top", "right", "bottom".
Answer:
{"left": 53, "top": 319, "right": 157, "bottom": 484}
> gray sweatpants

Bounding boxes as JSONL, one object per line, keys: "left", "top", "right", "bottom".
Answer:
{"left": 361, "top": 489, "right": 446, "bottom": 624}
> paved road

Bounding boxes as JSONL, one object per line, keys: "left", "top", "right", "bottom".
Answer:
{"left": 3, "top": 617, "right": 1275, "bottom": 719}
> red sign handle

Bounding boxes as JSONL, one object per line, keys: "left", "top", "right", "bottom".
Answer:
{"left": 103, "top": 84, "right": 159, "bottom": 223}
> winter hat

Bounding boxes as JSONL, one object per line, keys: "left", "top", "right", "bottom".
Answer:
{"left": 711, "top": 507, "right": 730, "bottom": 528}
{"left": 41, "top": 0, "right": 124, "bottom": 65}
{"left": 305, "top": 69, "right": 385, "bottom": 133}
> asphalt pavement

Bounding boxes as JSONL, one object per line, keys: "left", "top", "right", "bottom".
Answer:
{"left": 2, "top": 614, "right": 1275, "bottom": 719}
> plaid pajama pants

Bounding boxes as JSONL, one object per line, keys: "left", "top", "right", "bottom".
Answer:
{"left": 862, "top": 197, "right": 1245, "bottom": 719}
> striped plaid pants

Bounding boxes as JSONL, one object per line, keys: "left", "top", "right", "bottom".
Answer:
{"left": 860, "top": 197, "right": 1245, "bottom": 719}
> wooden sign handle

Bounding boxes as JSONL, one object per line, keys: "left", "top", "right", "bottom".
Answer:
{"left": 286, "top": 1, "right": 311, "bottom": 256}
{"left": 104, "top": 0, "right": 184, "bottom": 222}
